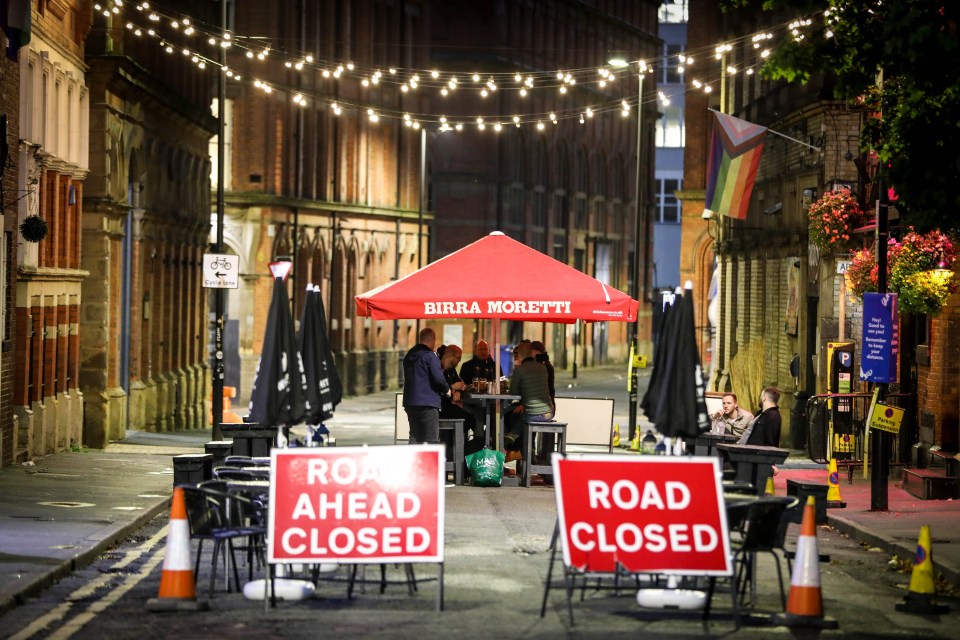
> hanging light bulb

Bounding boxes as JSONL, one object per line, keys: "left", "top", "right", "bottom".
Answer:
{"left": 536, "top": 121, "right": 545, "bottom": 130}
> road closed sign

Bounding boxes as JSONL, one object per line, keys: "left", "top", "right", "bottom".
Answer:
{"left": 268, "top": 446, "right": 444, "bottom": 564}
{"left": 553, "top": 455, "right": 731, "bottom": 575}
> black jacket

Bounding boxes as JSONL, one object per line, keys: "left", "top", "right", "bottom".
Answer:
{"left": 745, "top": 406, "right": 782, "bottom": 447}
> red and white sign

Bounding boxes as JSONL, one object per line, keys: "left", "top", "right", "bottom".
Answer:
{"left": 268, "top": 446, "right": 445, "bottom": 564}
{"left": 553, "top": 455, "right": 731, "bottom": 575}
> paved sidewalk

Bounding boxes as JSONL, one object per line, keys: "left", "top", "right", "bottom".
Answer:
{"left": 2, "top": 363, "right": 958, "bottom": 616}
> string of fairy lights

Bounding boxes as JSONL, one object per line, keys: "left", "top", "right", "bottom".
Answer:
{"left": 92, "top": 0, "right": 824, "bottom": 132}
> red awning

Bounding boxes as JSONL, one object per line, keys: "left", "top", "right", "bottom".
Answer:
{"left": 355, "top": 232, "right": 639, "bottom": 323}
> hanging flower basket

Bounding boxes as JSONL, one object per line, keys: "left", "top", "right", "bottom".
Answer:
{"left": 845, "top": 228, "right": 958, "bottom": 315}
{"left": 20, "top": 215, "right": 48, "bottom": 243}
{"left": 808, "top": 188, "right": 864, "bottom": 254}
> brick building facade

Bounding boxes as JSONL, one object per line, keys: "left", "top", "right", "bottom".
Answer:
{"left": 80, "top": 10, "right": 217, "bottom": 446}
{"left": 681, "top": 0, "right": 960, "bottom": 453}
{"left": 11, "top": 0, "right": 90, "bottom": 463}
{"left": 427, "top": 0, "right": 660, "bottom": 369}
{"left": 0, "top": 3, "right": 23, "bottom": 467}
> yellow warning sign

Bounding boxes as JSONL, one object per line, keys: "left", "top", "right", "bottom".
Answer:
{"left": 870, "top": 402, "right": 904, "bottom": 435}
{"left": 633, "top": 354, "right": 648, "bottom": 368}
{"left": 833, "top": 432, "right": 856, "bottom": 453}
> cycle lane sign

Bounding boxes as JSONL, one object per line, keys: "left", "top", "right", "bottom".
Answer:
{"left": 202, "top": 253, "right": 240, "bottom": 289}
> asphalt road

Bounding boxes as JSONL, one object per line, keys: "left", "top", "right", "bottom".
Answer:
{"left": 2, "top": 482, "right": 959, "bottom": 640}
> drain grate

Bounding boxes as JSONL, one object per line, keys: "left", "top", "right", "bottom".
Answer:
{"left": 37, "top": 501, "right": 95, "bottom": 508}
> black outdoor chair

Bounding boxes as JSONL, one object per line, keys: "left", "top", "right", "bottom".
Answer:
{"left": 213, "top": 467, "right": 260, "bottom": 481}
{"left": 180, "top": 485, "right": 266, "bottom": 596}
{"left": 730, "top": 496, "right": 799, "bottom": 608}
{"left": 224, "top": 455, "right": 265, "bottom": 468}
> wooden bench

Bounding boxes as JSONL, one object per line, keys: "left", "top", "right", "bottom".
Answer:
{"left": 901, "top": 468, "right": 959, "bottom": 500}
{"left": 521, "top": 421, "right": 567, "bottom": 487}
{"left": 928, "top": 449, "right": 960, "bottom": 478}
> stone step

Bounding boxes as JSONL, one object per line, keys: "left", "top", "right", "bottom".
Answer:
{"left": 901, "top": 468, "right": 959, "bottom": 500}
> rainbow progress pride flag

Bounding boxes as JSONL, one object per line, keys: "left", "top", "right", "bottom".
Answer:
{"left": 704, "top": 111, "right": 767, "bottom": 220}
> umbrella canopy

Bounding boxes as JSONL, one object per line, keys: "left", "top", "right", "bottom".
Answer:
{"left": 355, "top": 232, "right": 638, "bottom": 323}
{"left": 248, "top": 277, "right": 309, "bottom": 427}
{"left": 641, "top": 282, "right": 709, "bottom": 439}
{"left": 298, "top": 285, "right": 343, "bottom": 423}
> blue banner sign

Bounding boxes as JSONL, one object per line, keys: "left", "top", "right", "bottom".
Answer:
{"left": 860, "top": 293, "right": 899, "bottom": 383}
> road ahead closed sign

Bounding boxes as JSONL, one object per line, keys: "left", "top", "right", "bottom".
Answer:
{"left": 553, "top": 455, "right": 731, "bottom": 575}
{"left": 269, "top": 446, "right": 444, "bottom": 564}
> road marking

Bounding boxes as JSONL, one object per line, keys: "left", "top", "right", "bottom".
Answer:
{"left": 8, "top": 525, "right": 168, "bottom": 640}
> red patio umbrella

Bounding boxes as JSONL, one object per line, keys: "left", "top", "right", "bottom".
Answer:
{"left": 356, "top": 232, "right": 639, "bottom": 323}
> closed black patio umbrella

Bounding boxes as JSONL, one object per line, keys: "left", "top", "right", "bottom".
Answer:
{"left": 640, "top": 292, "right": 678, "bottom": 425}
{"left": 648, "top": 282, "right": 710, "bottom": 445}
{"left": 248, "top": 277, "right": 308, "bottom": 430}
{"left": 298, "top": 285, "right": 342, "bottom": 425}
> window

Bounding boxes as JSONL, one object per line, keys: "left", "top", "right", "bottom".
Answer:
{"left": 658, "top": 0, "right": 688, "bottom": 23}
{"left": 659, "top": 43, "right": 683, "bottom": 85}
{"left": 655, "top": 106, "right": 684, "bottom": 148}
{"left": 656, "top": 178, "right": 682, "bottom": 223}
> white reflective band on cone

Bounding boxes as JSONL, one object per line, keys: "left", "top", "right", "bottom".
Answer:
{"left": 162, "top": 520, "right": 192, "bottom": 572}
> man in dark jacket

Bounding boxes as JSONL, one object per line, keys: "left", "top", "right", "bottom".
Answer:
{"left": 402, "top": 328, "right": 450, "bottom": 444}
{"left": 438, "top": 344, "right": 484, "bottom": 455}
{"left": 459, "top": 339, "right": 501, "bottom": 387}
{"left": 740, "top": 387, "right": 782, "bottom": 447}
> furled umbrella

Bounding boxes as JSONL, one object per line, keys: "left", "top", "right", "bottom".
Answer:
{"left": 640, "top": 291, "right": 678, "bottom": 425}
{"left": 648, "top": 282, "right": 710, "bottom": 450}
{"left": 298, "top": 285, "right": 343, "bottom": 430}
{"left": 248, "top": 276, "right": 309, "bottom": 435}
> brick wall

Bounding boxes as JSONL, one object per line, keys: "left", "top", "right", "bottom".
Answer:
{"left": 1, "top": 35, "right": 19, "bottom": 466}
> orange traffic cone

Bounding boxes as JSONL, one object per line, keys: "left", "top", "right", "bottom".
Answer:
{"left": 826, "top": 458, "right": 846, "bottom": 508}
{"left": 895, "top": 525, "right": 950, "bottom": 614}
{"left": 773, "top": 496, "right": 838, "bottom": 628}
{"left": 147, "top": 487, "right": 209, "bottom": 611}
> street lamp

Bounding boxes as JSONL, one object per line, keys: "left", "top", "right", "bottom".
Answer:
{"left": 609, "top": 51, "right": 647, "bottom": 442}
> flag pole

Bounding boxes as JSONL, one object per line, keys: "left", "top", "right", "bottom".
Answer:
{"left": 706, "top": 108, "right": 820, "bottom": 151}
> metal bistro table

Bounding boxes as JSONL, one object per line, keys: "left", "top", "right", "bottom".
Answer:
{"left": 715, "top": 444, "right": 789, "bottom": 496}
{"left": 462, "top": 392, "right": 520, "bottom": 451}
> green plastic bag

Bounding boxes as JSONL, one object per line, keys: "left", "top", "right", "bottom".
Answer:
{"left": 465, "top": 448, "right": 505, "bottom": 487}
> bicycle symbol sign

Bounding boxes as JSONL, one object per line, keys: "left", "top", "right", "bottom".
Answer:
{"left": 202, "top": 253, "right": 240, "bottom": 289}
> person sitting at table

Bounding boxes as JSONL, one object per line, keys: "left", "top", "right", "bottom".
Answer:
{"left": 530, "top": 340, "right": 556, "bottom": 415}
{"left": 738, "top": 387, "right": 783, "bottom": 447}
{"left": 458, "top": 339, "right": 502, "bottom": 389}
{"left": 437, "top": 344, "right": 484, "bottom": 457}
{"left": 710, "top": 393, "right": 753, "bottom": 438}
{"left": 503, "top": 341, "right": 553, "bottom": 453}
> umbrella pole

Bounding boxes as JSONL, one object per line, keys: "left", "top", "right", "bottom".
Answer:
{"left": 493, "top": 318, "right": 502, "bottom": 451}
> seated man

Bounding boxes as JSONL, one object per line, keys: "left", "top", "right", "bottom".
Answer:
{"left": 503, "top": 341, "right": 553, "bottom": 452}
{"left": 458, "top": 339, "right": 502, "bottom": 387}
{"left": 710, "top": 393, "right": 753, "bottom": 438}
{"left": 438, "top": 344, "right": 485, "bottom": 457}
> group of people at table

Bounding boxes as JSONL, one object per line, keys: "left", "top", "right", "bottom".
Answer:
{"left": 401, "top": 327, "right": 556, "bottom": 461}
{"left": 709, "top": 389, "right": 783, "bottom": 448}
